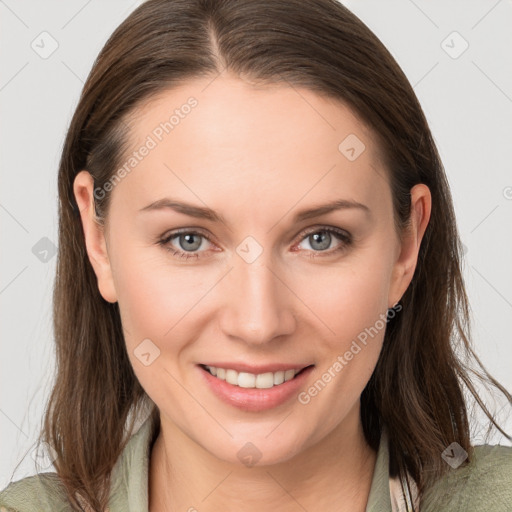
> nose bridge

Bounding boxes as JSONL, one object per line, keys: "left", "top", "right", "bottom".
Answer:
{"left": 218, "top": 243, "right": 295, "bottom": 344}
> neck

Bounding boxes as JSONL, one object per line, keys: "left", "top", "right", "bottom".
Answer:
{"left": 149, "top": 404, "right": 376, "bottom": 512}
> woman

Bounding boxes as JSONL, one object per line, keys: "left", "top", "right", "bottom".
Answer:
{"left": 1, "top": 0, "right": 510, "bottom": 511}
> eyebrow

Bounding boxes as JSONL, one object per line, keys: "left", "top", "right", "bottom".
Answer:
{"left": 139, "top": 197, "right": 371, "bottom": 224}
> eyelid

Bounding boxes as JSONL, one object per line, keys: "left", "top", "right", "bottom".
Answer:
{"left": 295, "top": 224, "right": 351, "bottom": 242}
{"left": 161, "top": 227, "right": 216, "bottom": 244}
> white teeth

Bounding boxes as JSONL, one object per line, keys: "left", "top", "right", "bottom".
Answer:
{"left": 225, "top": 369, "right": 238, "bottom": 386}
{"left": 239, "top": 372, "right": 257, "bottom": 388}
{"left": 273, "top": 371, "right": 285, "bottom": 385}
{"left": 284, "top": 369, "right": 296, "bottom": 381}
{"left": 204, "top": 365, "right": 303, "bottom": 389}
{"left": 256, "top": 372, "right": 274, "bottom": 389}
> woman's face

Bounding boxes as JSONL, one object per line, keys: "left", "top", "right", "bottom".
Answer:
{"left": 75, "top": 74, "right": 429, "bottom": 466}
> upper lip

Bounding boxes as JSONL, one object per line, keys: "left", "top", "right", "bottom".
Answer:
{"left": 200, "top": 362, "right": 313, "bottom": 374}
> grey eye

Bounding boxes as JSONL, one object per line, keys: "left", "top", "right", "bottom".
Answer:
{"left": 177, "top": 233, "right": 203, "bottom": 251}
{"left": 306, "top": 231, "right": 332, "bottom": 251}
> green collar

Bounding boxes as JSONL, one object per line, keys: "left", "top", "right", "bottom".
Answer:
{"left": 108, "top": 415, "right": 392, "bottom": 511}
{"left": 365, "top": 428, "right": 393, "bottom": 511}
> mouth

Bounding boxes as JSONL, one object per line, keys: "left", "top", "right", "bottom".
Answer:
{"left": 197, "top": 363, "right": 315, "bottom": 412}
{"left": 199, "top": 364, "right": 313, "bottom": 390}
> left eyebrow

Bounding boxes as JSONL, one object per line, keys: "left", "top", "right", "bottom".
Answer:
{"left": 291, "top": 199, "right": 371, "bottom": 222}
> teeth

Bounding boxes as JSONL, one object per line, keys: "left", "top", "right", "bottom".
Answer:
{"left": 204, "top": 366, "right": 302, "bottom": 389}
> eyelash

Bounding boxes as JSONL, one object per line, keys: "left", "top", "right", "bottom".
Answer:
{"left": 157, "top": 226, "right": 353, "bottom": 261}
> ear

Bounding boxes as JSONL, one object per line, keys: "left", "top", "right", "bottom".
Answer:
{"left": 388, "top": 183, "right": 431, "bottom": 308}
{"left": 73, "top": 170, "right": 118, "bottom": 303}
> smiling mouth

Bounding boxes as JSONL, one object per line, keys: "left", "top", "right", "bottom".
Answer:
{"left": 199, "top": 364, "right": 313, "bottom": 390}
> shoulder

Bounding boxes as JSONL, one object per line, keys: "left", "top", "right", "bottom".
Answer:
{"left": 421, "top": 444, "right": 512, "bottom": 512}
{"left": 0, "top": 472, "right": 71, "bottom": 511}
{"left": 0, "top": 414, "right": 157, "bottom": 512}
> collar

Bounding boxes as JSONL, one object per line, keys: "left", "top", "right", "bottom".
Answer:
{"left": 107, "top": 414, "right": 394, "bottom": 512}
{"left": 365, "top": 428, "right": 393, "bottom": 511}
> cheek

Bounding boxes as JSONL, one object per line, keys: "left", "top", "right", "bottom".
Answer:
{"left": 111, "top": 244, "right": 219, "bottom": 348}
{"left": 293, "top": 258, "right": 392, "bottom": 435}
{"left": 293, "top": 254, "right": 393, "bottom": 342}
{"left": 111, "top": 250, "right": 209, "bottom": 399}
{"left": 291, "top": 246, "right": 393, "bottom": 406}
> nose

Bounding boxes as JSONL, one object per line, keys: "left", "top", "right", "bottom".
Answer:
{"left": 217, "top": 253, "right": 297, "bottom": 346}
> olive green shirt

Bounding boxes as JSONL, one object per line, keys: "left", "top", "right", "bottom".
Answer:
{"left": 1, "top": 414, "right": 511, "bottom": 511}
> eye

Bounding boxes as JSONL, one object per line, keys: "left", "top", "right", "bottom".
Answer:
{"left": 158, "top": 226, "right": 352, "bottom": 261}
{"left": 295, "top": 226, "right": 352, "bottom": 258}
{"left": 158, "top": 229, "right": 214, "bottom": 260}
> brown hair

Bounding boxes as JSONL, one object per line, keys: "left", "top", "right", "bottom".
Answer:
{"left": 20, "top": 0, "right": 512, "bottom": 509}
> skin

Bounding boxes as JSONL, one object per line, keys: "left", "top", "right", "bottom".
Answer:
{"left": 74, "top": 73, "right": 431, "bottom": 512}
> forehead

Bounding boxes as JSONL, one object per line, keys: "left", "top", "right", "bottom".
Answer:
{"left": 112, "top": 74, "right": 389, "bottom": 215}
{"left": 127, "top": 74, "right": 379, "bottom": 154}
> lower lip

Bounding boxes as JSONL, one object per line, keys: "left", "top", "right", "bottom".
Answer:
{"left": 197, "top": 365, "right": 314, "bottom": 412}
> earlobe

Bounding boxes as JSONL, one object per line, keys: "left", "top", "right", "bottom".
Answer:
{"left": 73, "top": 170, "right": 118, "bottom": 303}
{"left": 388, "top": 184, "right": 432, "bottom": 308}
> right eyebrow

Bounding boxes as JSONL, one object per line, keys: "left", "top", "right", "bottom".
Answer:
{"left": 139, "top": 198, "right": 227, "bottom": 223}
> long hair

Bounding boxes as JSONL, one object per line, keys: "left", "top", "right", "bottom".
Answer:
{"left": 25, "top": 0, "right": 512, "bottom": 509}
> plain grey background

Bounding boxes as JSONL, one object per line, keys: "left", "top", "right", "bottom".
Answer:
{"left": 1, "top": 0, "right": 511, "bottom": 488}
